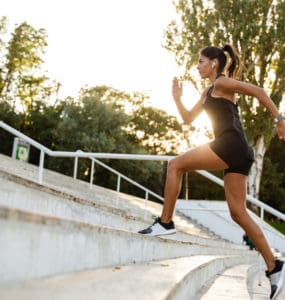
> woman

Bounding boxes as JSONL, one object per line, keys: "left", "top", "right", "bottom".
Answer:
{"left": 138, "top": 45, "right": 285, "bottom": 299}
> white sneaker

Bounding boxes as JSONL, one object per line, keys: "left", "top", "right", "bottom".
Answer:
{"left": 138, "top": 217, "right": 176, "bottom": 236}
{"left": 266, "top": 259, "right": 285, "bottom": 299}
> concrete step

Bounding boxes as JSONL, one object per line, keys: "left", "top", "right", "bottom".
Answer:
{"left": 0, "top": 255, "right": 257, "bottom": 300}
{"left": 0, "top": 205, "right": 257, "bottom": 285}
{"left": 0, "top": 154, "right": 215, "bottom": 240}
{"left": 0, "top": 169, "right": 247, "bottom": 251}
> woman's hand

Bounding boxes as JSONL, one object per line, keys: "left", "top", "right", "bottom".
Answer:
{"left": 276, "top": 120, "right": 285, "bottom": 141}
{"left": 172, "top": 77, "right": 183, "bottom": 102}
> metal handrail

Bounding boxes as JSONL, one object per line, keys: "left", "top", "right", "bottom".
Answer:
{"left": 89, "top": 155, "right": 164, "bottom": 202}
{"left": 1, "top": 120, "right": 284, "bottom": 223}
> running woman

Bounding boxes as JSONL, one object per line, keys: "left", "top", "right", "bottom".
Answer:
{"left": 138, "top": 45, "right": 285, "bottom": 299}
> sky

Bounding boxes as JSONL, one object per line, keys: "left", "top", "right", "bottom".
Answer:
{"left": 2, "top": 0, "right": 200, "bottom": 115}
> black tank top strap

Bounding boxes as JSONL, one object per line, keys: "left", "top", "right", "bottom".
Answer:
{"left": 207, "top": 74, "right": 225, "bottom": 97}
{"left": 207, "top": 85, "right": 214, "bottom": 96}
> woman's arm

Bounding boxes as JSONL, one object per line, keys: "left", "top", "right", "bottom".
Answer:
{"left": 172, "top": 77, "right": 205, "bottom": 125}
{"left": 217, "top": 77, "right": 285, "bottom": 140}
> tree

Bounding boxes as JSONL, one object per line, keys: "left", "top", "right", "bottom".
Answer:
{"left": 260, "top": 136, "right": 285, "bottom": 213}
{"left": 0, "top": 17, "right": 61, "bottom": 164}
{"left": 164, "top": 0, "right": 285, "bottom": 198}
{"left": 50, "top": 86, "right": 170, "bottom": 197}
{"left": 125, "top": 92, "right": 185, "bottom": 154}
{"left": 0, "top": 99, "right": 22, "bottom": 156}
{"left": 0, "top": 17, "right": 57, "bottom": 112}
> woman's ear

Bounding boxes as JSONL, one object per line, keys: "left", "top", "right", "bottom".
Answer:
{"left": 212, "top": 59, "right": 218, "bottom": 68}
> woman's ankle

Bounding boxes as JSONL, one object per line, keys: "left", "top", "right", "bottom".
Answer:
{"left": 267, "top": 259, "right": 277, "bottom": 273}
{"left": 160, "top": 216, "right": 172, "bottom": 224}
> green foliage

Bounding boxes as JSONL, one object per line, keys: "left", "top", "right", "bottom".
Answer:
{"left": 44, "top": 86, "right": 181, "bottom": 196}
{"left": 0, "top": 100, "right": 22, "bottom": 155}
{"left": 56, "top": 91, "right": 129, "bottom": 153}
{"left": 0, "top": 17, "right": 57, "bottom": 112}
{"left": 22, "top": 101, "right": 63, "bottom": 165}
{"left": 183, "top": 170, "right": 225, "bottom": 200}
{"left": 0, "top": 18, "right": 61, "bottom": 167}
{"left": 266, "top": 220, "right": 285, "bottom": 235}
{"left": 259, "top": 157, "right": 285, "bottom": 212}
{"left": 260, "top": 136, "right": 285, "bottom": 213}
{"left": 127, "top": 100, "right": 184, "bottom": 154}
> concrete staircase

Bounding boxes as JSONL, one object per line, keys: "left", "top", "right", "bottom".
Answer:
{"left": 0, "top": 154, "right": 279, "bottom": 299}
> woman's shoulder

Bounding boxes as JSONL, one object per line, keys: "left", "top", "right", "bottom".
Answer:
{"left": 214, "top": 76, "right": 241, "bottom": 91}
{"left": 212, "top": 76, "right": 238, "bottom": 100}
{"left": 215, "top": 76, "right": 261, "bottom": 94}
{"left": 215, "top": 75, "right": 235, "bottom": 85}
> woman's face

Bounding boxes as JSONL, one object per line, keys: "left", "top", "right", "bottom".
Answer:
{"left": 197, "top": 54, "right": 214, "bottom": 79}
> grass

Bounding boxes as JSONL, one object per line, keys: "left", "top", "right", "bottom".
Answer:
{"left": 267, "top": 220, "right": 285, "bottom": 235}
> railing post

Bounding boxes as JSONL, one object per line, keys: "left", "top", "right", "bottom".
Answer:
{"left": 117, "top": 175, "right": 121, "bottom": 193}
{"left": 73, "top": 156, "right": 78, "bottom": 179}
{"left": 12, "top": 137, "right": 19, "bottom": 159}
{"left": 38, "top": 150, "right": 45, "bottom": 184}
{"left": 89, "top": 159, "right": 95, "bottom": 189}
{"left": 258, "top": 206, "right": 265, "bottom": 286}
{"left": 144, "top": 191, "right": 149, "bottom": 220}
{"left": 260, "top": 206, "right": 264, "bottom": 222}
{"left": 116, "top": 175, "right": 121, "bottom": 207}
{"left": 185, "top": 172, "right": 189, "bottom": 200}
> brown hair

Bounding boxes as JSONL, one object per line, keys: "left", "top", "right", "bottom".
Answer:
{"left": 200, "top": 45, "right": 241, "bottom": 79}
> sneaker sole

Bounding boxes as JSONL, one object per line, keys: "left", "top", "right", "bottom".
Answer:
{"left": 272, "top": 263, "right": 285, "bottom": 299}
{"left": 152, "top": 229, "right": 177, "bottom": 236}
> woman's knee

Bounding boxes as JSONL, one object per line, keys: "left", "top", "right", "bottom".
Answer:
{"left": 229, "top": 208, "right": 248, "bottom": 225}
{"left": 167, "top": 158, "right": 184, "bottom": 176}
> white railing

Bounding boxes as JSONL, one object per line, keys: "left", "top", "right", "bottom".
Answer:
{"left": 1, "top": 120, "right": 285, "bottom": 224}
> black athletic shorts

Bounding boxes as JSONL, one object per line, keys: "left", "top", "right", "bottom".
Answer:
{"left": 209, "top": 131, "right": 255, "bottom": 176}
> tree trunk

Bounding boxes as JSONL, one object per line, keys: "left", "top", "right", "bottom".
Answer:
{"left": 248, "top": 135, "right": 266, "bottom": 199}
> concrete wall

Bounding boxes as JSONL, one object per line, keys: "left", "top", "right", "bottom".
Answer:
{"left": 177, "top": 200, "right": 285, "bottom": 254}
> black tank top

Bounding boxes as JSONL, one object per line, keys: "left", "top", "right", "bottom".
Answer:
{"left": 203, "top": 85, "right": 246, "bottom": 139}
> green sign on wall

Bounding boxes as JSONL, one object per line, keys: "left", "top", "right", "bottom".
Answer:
{"left": 12, "top": 138, "right": 30, "bottom": 162}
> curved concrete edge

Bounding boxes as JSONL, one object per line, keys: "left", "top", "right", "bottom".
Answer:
{"left": 167, "top": 258, "right": 259, "bottom": 300}
{"left": 247, "top": 261, "right": 285, "bottom": 299}
{"left": 196, "top": 264, "right": 252, "bottom": 299}
{"left": 0, "top": 206, "right": 257, "bottom": 284}
{"left": 0, "top": 170, "right": 247, "bottom": 251}
{"left": 246, "top": 262, "right": 270, "bottom": 299}
{"left": 0, "top": 256, "right": 257, "bottom": 300}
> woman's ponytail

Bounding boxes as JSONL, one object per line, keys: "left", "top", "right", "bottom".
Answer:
{"left": 222, "top": 45, "right": 241, "bottom": 79}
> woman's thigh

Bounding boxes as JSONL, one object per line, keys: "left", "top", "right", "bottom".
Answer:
{"left": 170, "top": 143, "right": 229, "bottom": 172}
